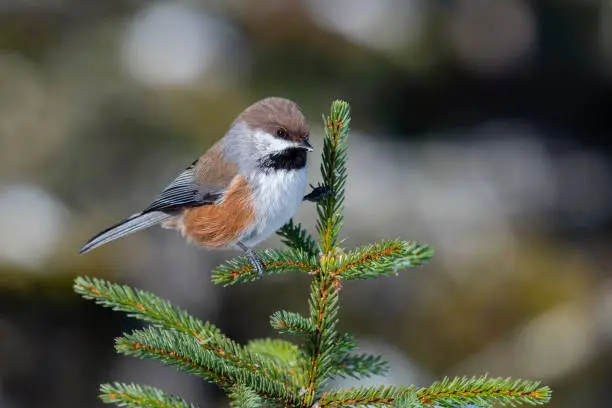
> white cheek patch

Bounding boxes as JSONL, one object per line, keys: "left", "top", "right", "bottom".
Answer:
{"left": 252, "top": 129, "right": 298, "bottom": 152}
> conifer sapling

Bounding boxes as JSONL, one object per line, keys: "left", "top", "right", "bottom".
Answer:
{"left": 74, "top": 100, "right": 552, "bottom": 408}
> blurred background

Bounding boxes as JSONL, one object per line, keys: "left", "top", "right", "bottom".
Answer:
{"left": 0, "top": 0, "right": 611, "bottom": 407}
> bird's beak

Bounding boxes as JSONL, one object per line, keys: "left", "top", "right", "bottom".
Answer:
{"left": 298, "top": 140, "right": 314, "bottom": 152}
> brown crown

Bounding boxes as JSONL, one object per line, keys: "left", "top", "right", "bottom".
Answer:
{"left": 236, "top": 97, "right": 309, "bottom": 142}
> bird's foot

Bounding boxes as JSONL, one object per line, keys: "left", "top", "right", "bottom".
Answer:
{"left": 238, "top": 242, "right": 264, "bottom": 279}
{"left": 304, "top": 185, "right": 334, "bottom": 202}
{"left": 248, "top": 251, "right": 264, "bottom": 280}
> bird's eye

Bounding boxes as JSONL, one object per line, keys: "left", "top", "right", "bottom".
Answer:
{"left": 276, "top": 128, "right": 289, "bottom": 139}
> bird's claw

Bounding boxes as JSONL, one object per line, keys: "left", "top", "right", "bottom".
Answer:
{"left": 238, "top": 242, "right": 264, "bottom": 280}
{"left": 304, "top": 185, "right": 334, "bottom": 202}
{"left": 251, "top": 256, "right": 264, "bottom": 280}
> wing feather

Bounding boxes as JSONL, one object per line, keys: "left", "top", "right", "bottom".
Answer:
{"left": 80, "top": 146, "right": 239, "bottom": 253}
{"left": 142, "top": 161, "right": 225, "bottom": 214}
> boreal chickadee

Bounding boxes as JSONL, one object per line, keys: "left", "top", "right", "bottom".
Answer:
{"left": 80, "top": 97, "right": 327, "bottom": 277}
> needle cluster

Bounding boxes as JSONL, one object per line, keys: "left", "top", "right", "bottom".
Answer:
{"left": 74, "top": 101, "right": 551, "bottom": 408}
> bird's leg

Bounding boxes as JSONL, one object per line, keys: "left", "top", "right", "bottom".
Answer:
{"left": 237, "top": 242, "right": 264, "bottom": 279}
{"left": 303, "top": 184, "right": 334, "bottom": 202}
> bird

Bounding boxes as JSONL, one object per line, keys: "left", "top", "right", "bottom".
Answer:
{"left": 80, "top": 97, "right": 328, "bottom": 278}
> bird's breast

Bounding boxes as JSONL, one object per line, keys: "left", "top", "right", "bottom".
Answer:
{"left": 242, "top": 168, "right": 307, "bottom": 246}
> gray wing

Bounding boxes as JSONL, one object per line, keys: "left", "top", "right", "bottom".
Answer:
{"left": 80, "top": 157, "right": 233, "bottom": 254}
{"left": 142, "top": 161, "right": 223, "bottom": 214}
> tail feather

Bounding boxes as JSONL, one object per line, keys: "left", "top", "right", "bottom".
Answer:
{"left": 79, "top": 211, "right": 171, "bottom": 254}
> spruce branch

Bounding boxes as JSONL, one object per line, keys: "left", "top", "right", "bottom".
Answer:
{"left": 246, "top": 339, "right": 308, "bottom": 384}
{"left": 277, "top": 219, "right": 319, "bottom": 256}
{"left": 74, "top": 276, "right": 226, "bottom": 341}
{"left": 417, "top": 376, "right": 552, "bottom": 407}
{"left": 334, "top": 332, "right": 357, "bottom": 353}
{"left": 118, "top": 327, "right": 302, "bottom": 405}
{"left": 331, "top": 353, "right": 390, "bottom": 380}
{"left": 304, "top": 273, "right": 341, "bottom": 404}
{"left": 229, "top": 384, "right": 263, "bottom": 408}
{"left": 393, "top": 391, "right": 423, "bottom": 408}
{"left": 100, "top": 383, "right": 199, "bottom": 408}
{"left": 74, "top": 277, "right": 298, "bottom": 386}
{"left": 270, "top": 310, "right": 316, "bottom": 337}
{"left": 74, "top": 278, "right": 306, "bottom": 397}
{"left": 318, "top": 384, "right": 404, "bottom": 408}
{"left": 303, "top": 100, "right": 351, "bottom": 406}
{"left": 318, "top": 376, "right": 552, "bottom": 407}
{"left": 327, "top": 334, "right": 389, "bottom": 380}
{"left": 316, "top": 101, "right": 350, "bottom": 254}
{"left": 116, "top": 327, "right": 229, "bottom": 384}
{"left": 328, "top": 240, "right": 433, "bottom": 281}
{"left": 246, "top": 338, "right": 302, "bottom": 363}
{"left": 211, "top": 248, "right": 319, "bottom": 286}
